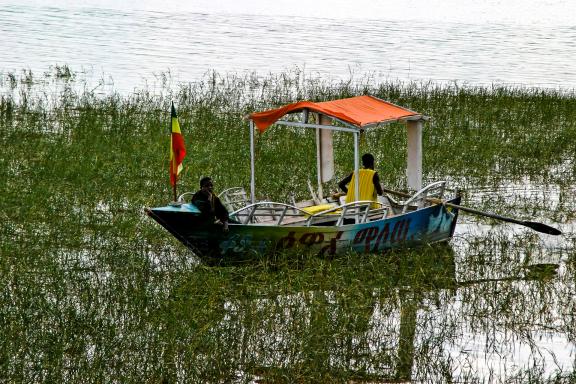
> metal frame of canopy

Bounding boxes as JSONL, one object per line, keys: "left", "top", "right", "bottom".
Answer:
{"left": 248, "top": 96, "right": 429, "bottom": 205}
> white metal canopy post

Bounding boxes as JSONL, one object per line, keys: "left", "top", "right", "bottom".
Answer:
{"left": 250, "top": 120, "right": 256, "bottom": 203}
{"left": 353, "top": 132, "right": 360, "bottom": 196}
{"left": 406, "top": 119, "right": 423, "bottom": 191}
{"left": 315, "top": 125, "right": 323, "bottom": 200}
{"left": 354, "top": 131, "right": 360, "bottom": 223}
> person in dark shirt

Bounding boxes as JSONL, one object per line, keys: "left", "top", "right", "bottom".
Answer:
{"left": 192, "top": 177, "right": 230, "bottom": 232}
{"left": 337, "top": 153, "right": 383, "bottom": 204}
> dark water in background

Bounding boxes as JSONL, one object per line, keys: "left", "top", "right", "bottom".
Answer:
{"left": 1, "top": 0, "right": 575, "bottom": 93}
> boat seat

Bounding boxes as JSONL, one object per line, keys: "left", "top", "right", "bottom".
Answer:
{"left": 218, "top": 187, "right": 250, "bottom": 212}
{"left": 306, "top": 200, "right": 388, "bottom": 227}
{"left": 401, "top": 181, "right": 447, "bottom": 213}
{"left": 230, "top": 200, "right": 389, "bottom": 227}
{"left": 230, "top": 201, "right": 310, "bottom": 225}
{"left": 379, "top": 194, "right": 402, "bottom": 215}
{"left": 338, "top": 195, "right": 395, "bottom": 216}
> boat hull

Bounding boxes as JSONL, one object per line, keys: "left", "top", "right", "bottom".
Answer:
{"left": 146, "top": 197, "right": 460, "bottom": 263}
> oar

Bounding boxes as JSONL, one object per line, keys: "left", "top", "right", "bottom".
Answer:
{"left": 382, "top": 188, "right": 562, "bottom": 236}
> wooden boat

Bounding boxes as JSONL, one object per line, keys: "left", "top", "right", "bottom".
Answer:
{"left": 146, "top": 96, "right": 461, "bottom": 263}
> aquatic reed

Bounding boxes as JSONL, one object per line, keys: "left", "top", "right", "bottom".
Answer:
{"left": 1, "top": 68, "right": 574, "bottom": 382}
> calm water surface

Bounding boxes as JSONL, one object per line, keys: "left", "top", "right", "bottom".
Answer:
{"left": 1, "top": 0, "right": 575, "bottom": 92}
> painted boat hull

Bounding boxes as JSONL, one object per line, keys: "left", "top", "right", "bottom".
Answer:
{"left": 146, "top": 197, "right": 460, "bottom": 263}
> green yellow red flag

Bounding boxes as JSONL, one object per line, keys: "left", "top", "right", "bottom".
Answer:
{"left": 169, "top": 102, "right": 186, "bottom": 186}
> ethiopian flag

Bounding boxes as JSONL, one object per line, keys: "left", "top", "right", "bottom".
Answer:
{"left": 169, "top": 102, "right": 186, "bottom": 186}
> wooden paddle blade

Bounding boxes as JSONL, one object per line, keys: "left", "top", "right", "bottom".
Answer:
{"left": 523, "top": 221, "right": 562, "bottom": 236}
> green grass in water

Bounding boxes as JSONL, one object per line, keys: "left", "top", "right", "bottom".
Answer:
{"left": 1, "top": 68, "right": 575, "bottom": 382}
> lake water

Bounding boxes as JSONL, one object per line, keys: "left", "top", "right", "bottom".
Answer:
{"left": 1, "top": 0, "right": 576, "bottom": 93}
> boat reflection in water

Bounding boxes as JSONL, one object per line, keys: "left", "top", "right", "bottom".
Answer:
{"left": 162, "top": 244, "right": 563, "bottom": 382}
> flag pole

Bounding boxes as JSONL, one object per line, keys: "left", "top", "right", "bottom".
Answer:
{"left": 171, "top": 102, "right": 177, "bottom": 202}
{"left": 169, "top": 101, "right": 186, "bottom": 203}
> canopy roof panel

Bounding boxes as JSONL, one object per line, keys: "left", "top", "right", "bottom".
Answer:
{"left": 249, "top": 95, "right": 422, "bottom": 132}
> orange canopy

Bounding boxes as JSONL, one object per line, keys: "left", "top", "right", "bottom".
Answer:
{"left": 249, "top": 95, "right": 421, "bottom": 133}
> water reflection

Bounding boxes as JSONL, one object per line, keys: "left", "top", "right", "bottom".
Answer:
{"left": 157, "top": 243, "right": 572, "bottom": 382}
{"left": 188, "top": 249, "right": 457, "bottom": 382}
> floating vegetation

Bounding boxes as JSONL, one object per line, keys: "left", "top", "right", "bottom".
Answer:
{"left": 1, "top": 70, "right": 575, "bottom": 382}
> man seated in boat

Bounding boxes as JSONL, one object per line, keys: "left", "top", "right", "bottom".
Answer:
{"left": 192, "top": 177, "right": 230, "bottom": 232}
{"left": 337, "top": 153, "right": 383, "bottom": 207}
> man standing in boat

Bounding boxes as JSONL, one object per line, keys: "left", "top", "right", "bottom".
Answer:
{"left": 337, "top": 153, "right": 383, "bottom": 206}
{"left": 192, "top": 177, "right": 230, "bottom": 232}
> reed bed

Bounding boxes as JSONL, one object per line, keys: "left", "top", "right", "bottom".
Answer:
{"left": 1, "top": 68, "right": 575, "bottom": 382}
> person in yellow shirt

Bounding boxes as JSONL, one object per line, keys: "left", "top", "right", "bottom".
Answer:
{"left": 337, "top": 153, "right": 383, "bottom": 204}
